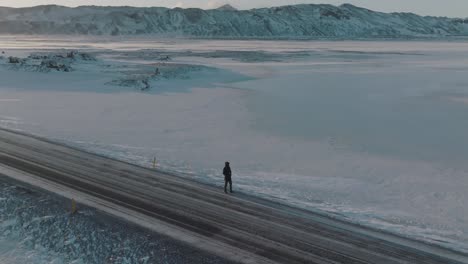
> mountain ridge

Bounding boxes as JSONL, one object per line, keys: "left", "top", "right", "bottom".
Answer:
{"left": 215, "top": 4, "right": 237, "bottom": 11}
{"left": 0, "top": 3, "right": 467, "bottom": 38}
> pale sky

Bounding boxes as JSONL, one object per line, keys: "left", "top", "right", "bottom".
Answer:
{"left": 0, "top": 0, "right": 466, "bottom": 18}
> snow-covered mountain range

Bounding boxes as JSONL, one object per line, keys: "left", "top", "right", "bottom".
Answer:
{"left": 0, "top": 4, "right": 467, "bottom": 38}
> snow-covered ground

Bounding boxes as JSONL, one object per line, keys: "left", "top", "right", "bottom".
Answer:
{"left": 1, "top": 37, "right": 468, "bottom": 258}
{"left": 0, "top": 179, "right": 233, "bottom": 264}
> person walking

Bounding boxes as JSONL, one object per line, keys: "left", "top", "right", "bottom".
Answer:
{"left": 223, "top": 162, "right": 233, "bottom": 193}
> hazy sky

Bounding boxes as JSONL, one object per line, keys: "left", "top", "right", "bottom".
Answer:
{"left": 0, "top": 0, "right": 466, "bottom": 17}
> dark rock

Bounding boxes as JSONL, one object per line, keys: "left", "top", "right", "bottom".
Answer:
{"left": 8, "top": 56, "right": 20, "bottom": 63}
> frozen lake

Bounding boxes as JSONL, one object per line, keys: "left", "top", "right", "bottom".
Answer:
{"left": 1, "top": 37, "right": 468, "bottom": 257}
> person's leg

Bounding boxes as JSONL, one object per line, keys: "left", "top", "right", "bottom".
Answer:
{"left": 224, "top": 180, "right": 228, "bottom": 193}
{"left": 229, "top": 179, "right": 233, "bottom": 193}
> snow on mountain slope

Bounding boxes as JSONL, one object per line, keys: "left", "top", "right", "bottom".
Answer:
{"left": 216, "top": 4, "right": 237, "bottom": 11}
{"left": 0, "top": 4, "right": 467, "bottom": 38}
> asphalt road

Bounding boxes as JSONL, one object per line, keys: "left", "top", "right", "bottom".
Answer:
{"left": 0, "top": 128, "right": 467, "bottom": 264}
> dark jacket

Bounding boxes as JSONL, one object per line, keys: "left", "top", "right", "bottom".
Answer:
{"left": 223, "top": 166, "right": 232, "bottom": 180}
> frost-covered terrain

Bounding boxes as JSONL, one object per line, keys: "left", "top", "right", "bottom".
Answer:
{"left": 1, "top": 37, "right": 468, "bottom": 260}
{"left": 0, "top": 178, "right": 233, "bottom": 264}
{"left": 0, "top": 4, "right": 467, "bottom": 38}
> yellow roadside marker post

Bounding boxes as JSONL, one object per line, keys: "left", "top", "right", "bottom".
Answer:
{"left": 71, "top": 199, "right": 77, "bottom": 214}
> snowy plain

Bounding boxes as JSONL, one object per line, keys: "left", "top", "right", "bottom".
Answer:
{"left": 1, "top": 36, "right": 468, "bottom": 260}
